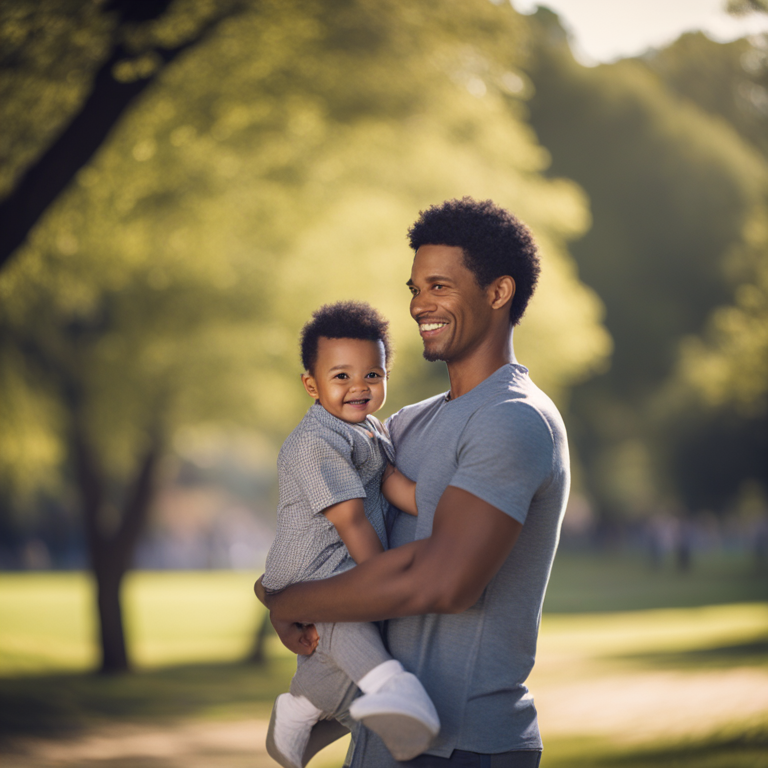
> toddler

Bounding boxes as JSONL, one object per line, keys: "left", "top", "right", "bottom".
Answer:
{"left": 260, "top": 301, "right": 439, "bottom": 768}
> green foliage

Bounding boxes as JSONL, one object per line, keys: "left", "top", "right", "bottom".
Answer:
{"left": 0, "top": 0, "right": 113, "bottom": 196}
{"left": 0, "top": 0, "right": 609, "bottom": 509}
{"left": 675, "top": 244, "right": 768, "bottom": 417}
{"left": 525, "top": 8, "right": 768, "bottom": 519}
{"left": 644, "top": 32, "right": 768, "bottom": 158}
{"left": 727, "top": 0, "right": 768, "bottom": 15}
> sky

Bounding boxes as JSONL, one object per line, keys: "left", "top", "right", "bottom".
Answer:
{"left": 511, "top": 0, "right": 768, "bottom": 64}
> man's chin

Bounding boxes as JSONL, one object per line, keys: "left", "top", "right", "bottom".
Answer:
{"left": 422, "top": 346, "right": 447, "bottom": 362}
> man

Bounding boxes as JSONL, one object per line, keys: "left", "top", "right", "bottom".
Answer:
{"left": 259, "top": 197, "right": 570, "bottom": 767}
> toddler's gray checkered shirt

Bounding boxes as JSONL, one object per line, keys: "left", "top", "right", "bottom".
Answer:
{"left": 263, "top": 403, "right": 393, "bottom": 592}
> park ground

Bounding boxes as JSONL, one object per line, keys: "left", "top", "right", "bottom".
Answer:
{"left": 1, "top": 552, "right": 767, "bottom": 768}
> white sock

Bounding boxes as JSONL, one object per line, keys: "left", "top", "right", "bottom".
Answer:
{"left": 279, "top": 693, "right": 323, "bottom": 723}
{"left": 271, "top": 692, "right": 323, "bottom": 767}
{"left": 357, "top": 659, "right": 404, "bottom": 694}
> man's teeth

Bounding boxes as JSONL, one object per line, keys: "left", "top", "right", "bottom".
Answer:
{"left": 420, "top": 322, "right": 446, "bottom": 332}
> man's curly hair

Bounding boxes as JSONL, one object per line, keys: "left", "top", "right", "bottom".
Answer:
{"left": 300, "top": 301, "right": 392, "bottom": 374}
{"left": 408, "top": 197, "right": 541, "bottom": 326}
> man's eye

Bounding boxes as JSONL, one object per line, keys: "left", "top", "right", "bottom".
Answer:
{"left": 433, "top": 283, "right": 445, "bottom": 290}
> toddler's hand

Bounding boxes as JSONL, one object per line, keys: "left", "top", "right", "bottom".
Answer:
{"left": 271, "top": 616, "right": 319, "bottom": 656}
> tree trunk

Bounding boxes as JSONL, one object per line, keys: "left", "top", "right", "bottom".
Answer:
{"left": 95, "top": 566, "right": 129, "bottom": 673}
{"left": 248, "top": 609, "right": 274, "bottom": 665}
{"left": 73, "top": 415, "right": 163, "bottom": 674}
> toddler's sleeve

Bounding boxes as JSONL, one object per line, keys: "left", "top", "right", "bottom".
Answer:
{"left": 291, "top": 429, "right": 366, "bottom": 515}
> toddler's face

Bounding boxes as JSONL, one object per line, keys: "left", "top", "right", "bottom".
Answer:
{"left": 302, "top": 337, "right": 387, "bottom": 423}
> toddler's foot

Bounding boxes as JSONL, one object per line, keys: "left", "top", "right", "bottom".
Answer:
{"left": 266, "top": 693, "right": 323, "bottom": 768}
{"left": 350, "top": 669, "right": 440, "bottom": 761}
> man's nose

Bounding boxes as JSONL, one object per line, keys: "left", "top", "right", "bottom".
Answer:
{"left": 410, "top": 291, "right": 434, "bottom": 318}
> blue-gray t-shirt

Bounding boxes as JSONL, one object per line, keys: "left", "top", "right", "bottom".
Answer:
{"left": 357, "top": 363, "right": 569, "bottom": 761}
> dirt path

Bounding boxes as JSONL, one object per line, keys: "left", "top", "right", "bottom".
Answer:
{"left": 4, "top": 667, "right": 768, "bottom": 767}
{"left": 534, "top": 667, "right": 768, "bottom": 743}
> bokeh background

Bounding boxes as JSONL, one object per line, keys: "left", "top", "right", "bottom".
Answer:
{"left": 1, "top": 1, "right": 767, "bottom": 766}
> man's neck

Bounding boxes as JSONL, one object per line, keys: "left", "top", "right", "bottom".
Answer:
{"left": 446, "top": 332, "right": 516, "bottom": 400}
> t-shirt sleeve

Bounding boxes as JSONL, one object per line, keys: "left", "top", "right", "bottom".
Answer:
{"left": 449, "top": 401, "right": 554, "bottom": 525}
{"left": 291, "top": 429, "right": 366, "bottom": 515}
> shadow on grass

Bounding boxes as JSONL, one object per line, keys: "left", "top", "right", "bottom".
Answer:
{"left": 0, "top": 656, "right": 296, "bottom": 744}
{"left": 616, "top": 636, "right": 768, "bottom": 671}
{"left": 547, "top": 726, "right": 768, "bottom": 768}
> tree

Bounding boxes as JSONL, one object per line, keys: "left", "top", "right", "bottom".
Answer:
{"left": 0, "top": 0, "right": 247, "bottom": 271}
{"left": 643, "top": 31, "right": 768, "bottom": 157}
{"left": 523, "top": 8, "right": 768, "bottom": 525}
{"left": 1, "top": 0, "right": 609, "bottom": 671}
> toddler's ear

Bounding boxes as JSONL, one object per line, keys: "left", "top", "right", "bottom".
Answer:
{"left": 301, "top": 372, "right": 319, "bottom": 399}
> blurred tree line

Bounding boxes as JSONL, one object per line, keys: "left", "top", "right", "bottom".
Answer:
{"left": 525, "top": 5, "right": 768, "bottom": 542}
{"left": 1, "top": 0, "right": 765, "bottom": 672}
{"left": 0, "top": 0, "right": 607, "bottom": 671}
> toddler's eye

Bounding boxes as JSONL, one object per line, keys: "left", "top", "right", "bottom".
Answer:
{"left": 366, "top": 372, "right": 382, "bottom": 379}
{"left": 335, "top": 373, "right": 349, "bottom": 380}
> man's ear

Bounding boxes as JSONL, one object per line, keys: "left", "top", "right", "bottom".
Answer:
{"left": 301, "top": 372, "right": 319, "bottom": 399}
{"left": 488, "top": 275, "right": 515, "bottom": 310}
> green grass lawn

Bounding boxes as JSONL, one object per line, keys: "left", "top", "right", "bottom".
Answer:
{"left": 1, "top": 553, "right": 766, "bottom": 767}
{"left": 0, "top": 570, "right": 267, "bottom": 674}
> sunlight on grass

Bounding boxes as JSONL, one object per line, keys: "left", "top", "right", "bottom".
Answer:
{"left": 539, "top": 603, "right": 768, "bottom": 657}
{"left": 0, "top": 571, "right": 270, "bottom": 675}
{"left": 542, "top": 721, "right": 768, "bottom": 768}
{"left": 125, "top": 571, "right": 267, "bottom": 667}
{"left": 1, "top": 561, "right": 766, "bottom": 767}
{"left": 0, "top": 573, "right": 95, "bottom": 673}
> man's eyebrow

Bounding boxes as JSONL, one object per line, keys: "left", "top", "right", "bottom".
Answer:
{"left": 407, "top": 274, "right": 454, "bottom": 286}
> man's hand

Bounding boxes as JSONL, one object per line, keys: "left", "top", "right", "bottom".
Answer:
{"left": 254, "top": 575, "right": 269, "bottom": 606}
{"left": 271, "top": 616, "right": 319, "bottom": 656}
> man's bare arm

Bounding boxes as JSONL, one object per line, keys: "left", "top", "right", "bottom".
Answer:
{"left": 264, "top": 485, "right": 523, "bottom": 624}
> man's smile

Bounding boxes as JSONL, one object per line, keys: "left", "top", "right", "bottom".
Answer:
{"left": 419, "top": 321, "right": 448, "bottom": 335}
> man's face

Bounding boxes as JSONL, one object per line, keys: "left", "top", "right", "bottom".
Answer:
{"left": 407, "top": 244, "right": 493, "bottom": 363}
{"left": 301, "top": 336, "right": 387, "bottom": 423}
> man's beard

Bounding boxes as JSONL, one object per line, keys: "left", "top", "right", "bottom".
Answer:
{"left": 423, "top": 346, "right": 447, "bottom": 362}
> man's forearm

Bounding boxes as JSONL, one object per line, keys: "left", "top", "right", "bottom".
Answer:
{"left": 267, "top": 538, "right": 433, "bottom": 624}
{"left": 264, "top": 486, "right": 523, "bottom": 625}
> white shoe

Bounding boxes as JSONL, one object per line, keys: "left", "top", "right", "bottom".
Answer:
{"left": 266, "top": 693, "right": 322, "bottom": 768}
{"left": 349, "top": 671, "right": 440, "bottom": 761}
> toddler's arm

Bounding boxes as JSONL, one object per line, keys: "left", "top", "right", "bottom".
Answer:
{"left": 381, "top": 464, "right": 417, "bottom": 516}
{"left": 323, "top": 498, "right": 384, "bottom": 564}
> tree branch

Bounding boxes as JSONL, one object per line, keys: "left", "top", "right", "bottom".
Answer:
{"left": 0, "top": 5, "right": 244, "bottom": 271}
{"left": 113, "top": 431, "right": 164, "bottom": 574}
